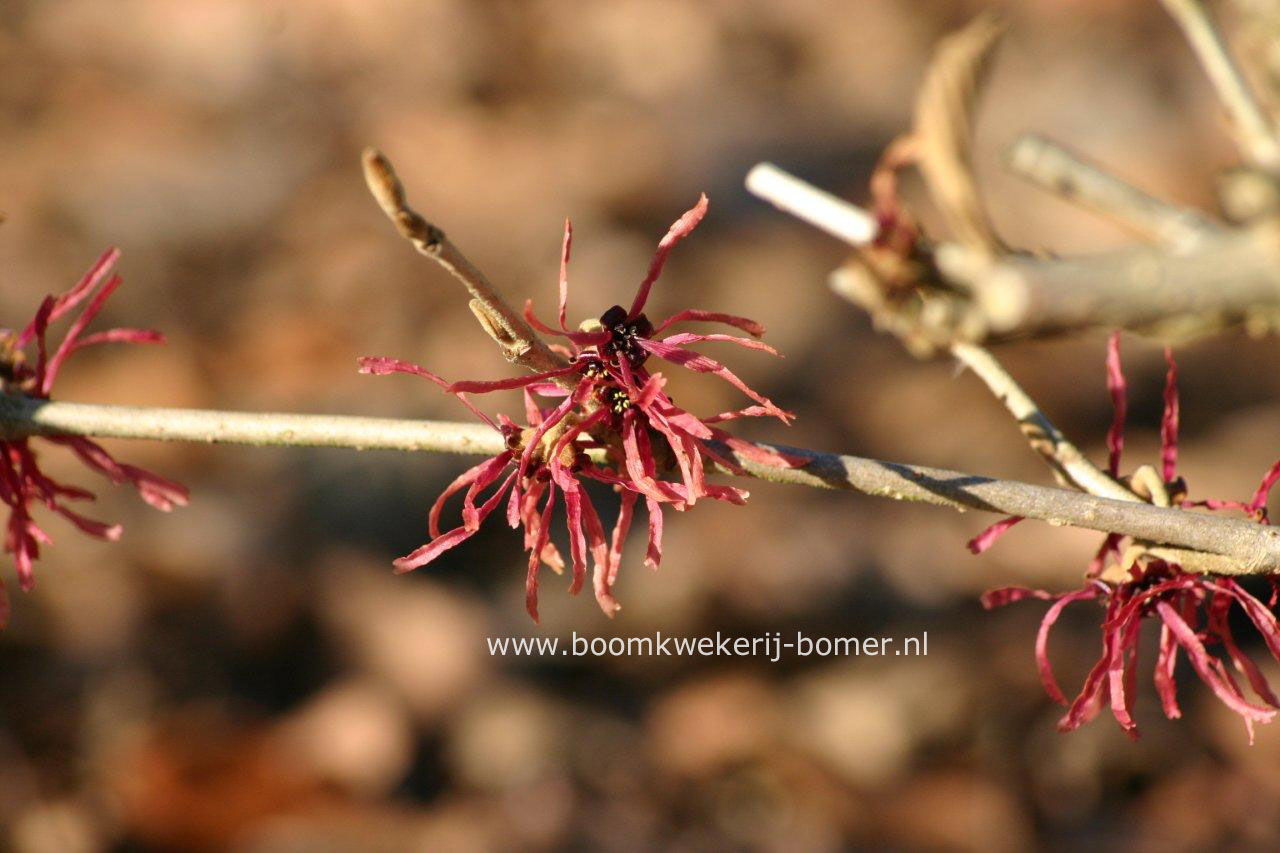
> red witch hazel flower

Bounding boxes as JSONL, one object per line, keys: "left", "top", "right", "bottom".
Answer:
{"left": 361, "top": 196, "right": 799, "bottom": 622}
{"left": 0, "top": 249, "right": 189, "bottom": 625}
{"left": 977, "top": 333, "right": 1280, "bottom": 740}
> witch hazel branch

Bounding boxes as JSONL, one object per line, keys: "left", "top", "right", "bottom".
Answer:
{"left": 6, "top": 121, "right": 1280, "bottom": 737}
{"left": 746, "top": 6, "right": 1280, "bottom": 739}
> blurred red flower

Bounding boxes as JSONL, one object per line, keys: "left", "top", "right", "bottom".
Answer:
{"left": 980, "top": 333, "right": 1280, "bottom": 739}
{"left": 0, "top": 249, "right": 188, "bottom": 624}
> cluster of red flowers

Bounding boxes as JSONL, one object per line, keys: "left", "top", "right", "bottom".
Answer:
{"left": 978, "top": 333, "right": 1280, "bottom": 739}
{"left": 0, "top": 249, "right": 189, "bottom": 625}
{"left": 361, "top": 196, "right": 796, "bottom": 622}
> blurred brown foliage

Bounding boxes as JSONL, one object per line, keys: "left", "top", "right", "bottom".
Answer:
{"left": 4, "top": 0, "right": 1280, "bottom": 849}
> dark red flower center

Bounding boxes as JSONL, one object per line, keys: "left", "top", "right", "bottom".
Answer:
{"left": 599, "top": 304, "right": 653, "bottom": 367}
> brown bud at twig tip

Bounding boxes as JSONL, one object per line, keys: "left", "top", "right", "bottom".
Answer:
{"left": 360, "top": 146, "right": 571, "bottom": 381}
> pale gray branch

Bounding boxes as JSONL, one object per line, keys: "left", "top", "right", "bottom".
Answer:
{"left": 1161, "top": 0, "right": 1280, "bottom": 171}
{"left": 3, "top": 394, "right": 1280, "bottom": 574}
{"left": 937, "top": 228, "right": 1280, "bottom": 336}
{"left": 950, "top": 341, "right": 1136, "bottom": 501}
{"left": 1005, "top": 134, "right": 1223, "bottom": 248}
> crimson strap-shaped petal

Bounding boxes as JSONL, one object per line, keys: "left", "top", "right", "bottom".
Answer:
{"left": 979, "top": 586, "right": 1053, "bottom": 609}
{"left": 659, "top": 333, "right": 780, "bottom": 357}
{"left": 628, "top": 193, "right": 709, "bottom": 319}
{"left": 522, "top": 300, "right": 610, "bottom": 347}
{"left": 41, "top": 274, "right": 124, "bottom": 394}
{"left": 578, "top": 487, "right": 618, "bottom": 617}
{"left": 393, "top": 471, "right": 516, "bottom": 573}
{"left": 608, "top": 489, "right": 638, "bottom": 585}
{"left": 651, "top": 309, "right": 765, "bottom": 338}
{"left": 1207, "top": 591, "right": 1280, "bottom": 707}
{"left": 967, "top": 516, "right": 1023, "bottom": 554}
{"left": 1036, "top": 586, "right": 1102, "bottom": 706}
{"left": 1154, "top": 620, "right": 1182, "bottom": 719}
{"left": 461, "top": 453, "right": 517, "bottom": 531}
{"left": 431, "top": 458, "right": 502, "bottom": 537}
{"left": 1156, "top": 600, "right": 1277, "bottom": 726}
{"left": 447, "top": 365, "right": 582, "bottom": 393}
{"left": 359, "top": 355, "right": 499, "bottom": 430}
{"left": 1105, "top": 332, "right": 1126, "bottom": 476}
{"left": 1248, "top": 458, "right": 1280, "bottom": 514}
{"left": 636, "top": 338, "right": 792, "bottom": 423}
{"left": 70, "top": 328, "right": 164, "bottom": 351}
{"left": 52, "top": 437, "right": 189, "bottom": 511}
{"left": 1160, "top": 348, "right": 1179, "bottom": 484}
{"left": 50, "top": 503, "right": 122, "bottom": 541}
{"left": 1106, "top": 608, "right": 1142, "bottom": 738}
{"left": 1059, "top": 594, "right": 1124, "bottom": 733}
{"left": 525, "top": 480, "right": 559, "bottom": 623}
{"left": 644, "top": 497, "right": 664, "bottom": 569}
{"left": 1210, "top": 578, "right": 1280, "bottom": 666}
{"left": 558, "top": 219, "right": 572, "bottom": 331}
{"left": 17, "top": 248, "right": 119, "bottom": 347}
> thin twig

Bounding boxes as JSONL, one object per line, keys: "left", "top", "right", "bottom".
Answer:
{"left": 1161, "top": 0, "right": 1280, "bottom": 171}
{"left": 746, "top": 163, "right": 877, "bottom": 245}
{"left": 2, "top": 393, "right": 1279, "bottom": 573}
{"left": 361, "top": 148, "right": 570, "bottom": 379}
{"left": 0, "top": 394, "right": 502, "bottom": 455}
{"left": 949, "top": 341, "right": 1137, "bottom": 501}
{"left": 1005, "top": 134, "right": 1223, "bottom": 248}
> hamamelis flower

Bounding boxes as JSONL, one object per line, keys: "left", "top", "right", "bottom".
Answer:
{"left": 361, "top": 197, "right": 800, "bottom": 621}
{"left": 359, "top": 356, "right": 654, "bottom": 622}
{"left": 455, "top": 197, "right": 797, "bottom": 504}
{"left": 978, "top": 333, "right": 1280, "bottom": 738}
{"left": 0, "top": 249, "right": 188, "bottom": 624}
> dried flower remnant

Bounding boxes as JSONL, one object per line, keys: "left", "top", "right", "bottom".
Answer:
{"left": 979, "top": 333, "right": 1280, "bottom": 739}
{"left": 361, "top": 197, "right": 800, "bottom": 621}
{"left": 0, "top": 249, "right": 189, "bottom": 624}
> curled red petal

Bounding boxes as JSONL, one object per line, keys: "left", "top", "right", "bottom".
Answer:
{"left": 42, "top": 274, "right": 124, "bottom": 394}
{"left": 1105, "top": 332, "right": 1126, "bottom": 476}
{"left": 525, "top": 480, "right": 558, "bottom": 624}
{"left": 636, "top": 338, "right": 792, "bottom": 423}
{"left": 1208, "top": 589, "right": 1280, "bottom": 707}
{"left": 651, "top": 309, "right": 765, "bottom": 338}
{"left": 17, "top": 248, "right": 119, "bottom": 346}
{"left": 628, "top": 194, "right": 709, "bottom": 318}
{"left": 608, "top": 489, "right": 638, "bottom": 585}
{"left": 523, "top": 299, "right": 610, "bottom": 346}
{"left": 1059, "top": 595, "right": 1124, "bottom": 733}
{"left": 558, "top": 219, "right": 572, "bottom": 331}
{"left": 644, "top": 497, "right": 663, "bottom": 569}
{"left": 430, "top": 457, "right": 492, "bottom": 538}
{"left": 1154, "top": 619, "right": 1181, "bottom": 719}
{"left": 393, "top": 471, "right": 515, "bottom": 573}
{"left": 1156, "top": 600, "right": 1276, "bottom": 725}
{"left": 1036, "top": 586, "right": 1101, "bottom": 706}
{"left": 70, "top": 328, "right": 165, "bottom": 351}
{"left": 1161, "top": 347, "right": 1179, "bottom": 484}
{"left": 447, "top": 365, "right": 582, "bottom": 394}
{"left": 967, "top": 516, "right": 1023, "bottom": 554}
{"left": 51, "top": 503, "right": 122, "bottom": 541}
{"left": 1248, "top": 458, "right": 1280, "bottom": 514}
{"left": 659, "top": 333, "right": 780, "bottom": 357}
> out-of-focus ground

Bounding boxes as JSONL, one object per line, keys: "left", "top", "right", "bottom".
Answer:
{"left": 4, "top": 0, "right": 1280, "bottom": 849}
